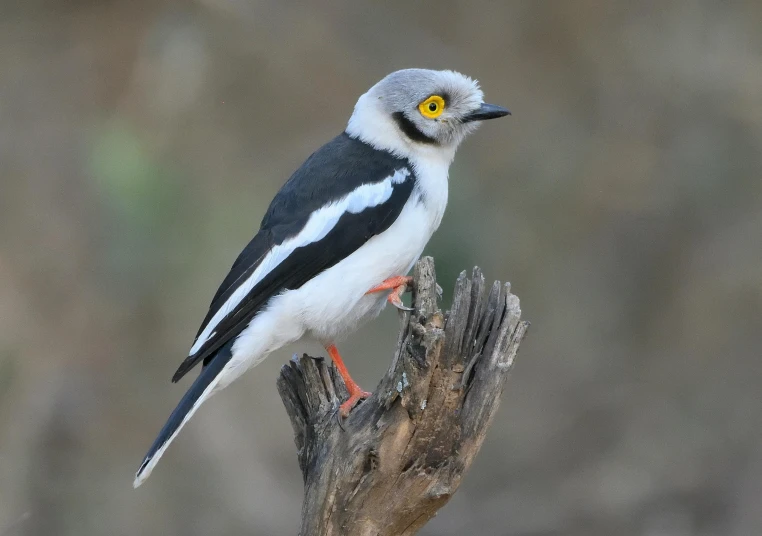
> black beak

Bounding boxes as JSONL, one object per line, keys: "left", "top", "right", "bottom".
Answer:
{"left": 462, "top": 103, "right": 511, "bottom": 123}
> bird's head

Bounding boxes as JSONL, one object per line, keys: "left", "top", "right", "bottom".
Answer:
{"left": 347, "top": 69, "right": 510, "bottom": 161}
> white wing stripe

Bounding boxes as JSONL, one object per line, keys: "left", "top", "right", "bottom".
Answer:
{"left": 188, "top": 168, "right": 411, "bottom": 356}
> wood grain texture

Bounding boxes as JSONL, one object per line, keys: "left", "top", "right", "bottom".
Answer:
{"left": 277, "top": 257, "right": 530, "bottom": 536}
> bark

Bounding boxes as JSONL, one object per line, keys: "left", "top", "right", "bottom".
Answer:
{"left": 277, "top": 257, "right": 529, "bottom": 536}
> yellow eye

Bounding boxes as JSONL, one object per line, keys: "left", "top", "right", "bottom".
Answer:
{"left": 418, "top": 95, "right": 445, "bottom": 119}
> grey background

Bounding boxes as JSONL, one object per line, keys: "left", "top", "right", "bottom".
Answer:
{"left": 1, "top": 1, "right": 761, "bottom": 535}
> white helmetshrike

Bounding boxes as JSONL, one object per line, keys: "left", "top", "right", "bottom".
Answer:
{"left": 134, "top": 68, "right": 510, "bottom": 487}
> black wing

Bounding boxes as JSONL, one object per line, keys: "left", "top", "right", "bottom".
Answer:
{"left": 171, "top": 133, "right": 414, "bottom": 382}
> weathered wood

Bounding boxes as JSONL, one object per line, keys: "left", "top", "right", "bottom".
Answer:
{"left": 276, "top": 257, "right": 529, "bottom": 536}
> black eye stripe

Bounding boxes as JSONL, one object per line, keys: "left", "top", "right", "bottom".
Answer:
{"left": 392, "top": 112, "right": 439, "bottom": 145}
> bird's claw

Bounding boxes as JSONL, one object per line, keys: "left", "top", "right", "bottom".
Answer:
{"left": 388, "top": 288, "right": 414, "bottom": 311}
{"left": 338, "top": 389, "right": 371, "bottom": 419}
{"left": 365, "top": 275, "right": 414, "bottom": 311}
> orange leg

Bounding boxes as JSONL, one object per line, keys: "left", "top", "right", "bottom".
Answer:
{"left": 365, "top": 275, "right": 413, "bottom": 310}
{"left": 326, "top": 344, "right": 371, "bottom": 418}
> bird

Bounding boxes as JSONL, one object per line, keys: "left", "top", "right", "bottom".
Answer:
{"left": 133, "top": 68, "right": 510, "bottom": 487}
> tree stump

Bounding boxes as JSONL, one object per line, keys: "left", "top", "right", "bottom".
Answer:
{"left": 277, "top": 257, "right": 529, "bottom": 536}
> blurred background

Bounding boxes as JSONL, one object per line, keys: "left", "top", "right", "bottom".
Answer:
{"left": 1, "top": 1, "right": 761, "bottom": 535}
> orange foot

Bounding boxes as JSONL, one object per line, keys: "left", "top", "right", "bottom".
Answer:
{"left": 326, "top": 344, "right": 372, "bottom": 418}
{"left": 365, "top": 275, "right": 414, "bottom": 311}
{"left": 339, "top": 386, "right": 372, "bottom": 418}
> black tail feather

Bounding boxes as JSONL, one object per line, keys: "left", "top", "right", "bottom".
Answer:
{"left": 134, "top": 342, "right": 234, "bottom": 486}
